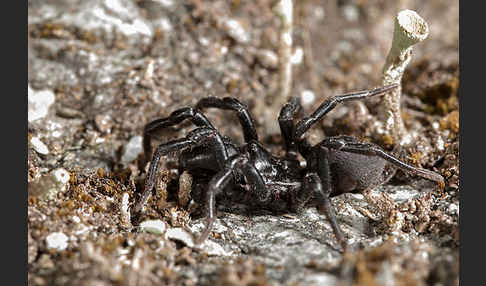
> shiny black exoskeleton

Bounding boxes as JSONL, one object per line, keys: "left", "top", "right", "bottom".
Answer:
{"left": 133, "top": 84, "right": 444, "bottom": 250}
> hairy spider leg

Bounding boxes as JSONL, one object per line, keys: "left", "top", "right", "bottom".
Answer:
{"left": 196, "top": 97, "right": 259, "bottom": 142}
{"left": 142, "top": 107, "right": 215, "bottom": 167}
{"left": 195, "top": 154, "right": 266, "bottom": 245}
{"left": 293, "top": 84, "right": 399, "bottom": 140}
{"left": 320, "top": 138, "right": 445, "bottom": 189}
{"left": 133, "top": 127, "right": 229, "bottom": 217}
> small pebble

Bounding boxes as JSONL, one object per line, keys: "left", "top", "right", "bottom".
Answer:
{"left": 153, "top": 0, "right": 174, "bottom": 7}
{"left": 447, "top": 203, "right": 459, "bottom": 215}
{"left": 202, "top": 240, "right": 230, "bottom": 256}
{"left": 45, "top": 232, "right": 68, "bottom": 251}
{"left": 300, "top": 90, "right": 315, "bottom": 106}
{"left": 140, "top": 219, "right": 166, "bottom": 235}
{"left": 119, "top": 192, "right": 131, "bottom": 227}
{"left": 304, "top": 274, "right": 338, "bottom": 286}
{"left": 342, "top": 5, "right": 360, "bottom": 22}
{"left": 291, "top": 47, "right": 304, "bottom": 65}
{"left": 28, "top": 168, "right": 70, "bottom": 200}
{"left": 53, "top": 168, "right": 70, "bottom": 185}
{"left": 28, "top": 85, "right": 55, "bottom": 122}
{"left": 72, "top": 216, "right": 81, "bottom": 224}
{"left": 121, "top": 136, "right": 143, "bottom": 164}
{"left": 94, "top": 114, "right": 112, "bottom": 133}
{"left": 165, "top": 227, "right": 194, "bottom": 247}
{"left": 256, "top": 50, "right": 278, "bottom": 69}
{"left": 222, "top": 18, "right": 250, "bottom": 44}
{"left": 30, "top": 136, "right": 49, "bottom": 155}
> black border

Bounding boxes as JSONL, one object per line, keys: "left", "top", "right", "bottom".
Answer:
{"left": 459, "top": 0, "right": 480, "bottom": 285}
{"left": 6, "top": 0, "right": 28, "bottom": 284}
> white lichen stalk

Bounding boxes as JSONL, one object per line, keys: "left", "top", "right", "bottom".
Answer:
{"left": 263, "top": 0, "right": 293, "bottom": 134}
{"left": 381, "top": 9, "right": 429, "bottom": 146}
{"left": 276, "top": 0, "right": 293, "bottom": 103}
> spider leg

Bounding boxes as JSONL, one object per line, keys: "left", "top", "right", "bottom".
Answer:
{"left": 196, "top": 97, "right": 259, "bottom": 142}
{"left": 179, "top": 147, "right": 220, "bottom": 172}
{"left": 278, "top": 96, "right": 301, "bottom": 156}
{"left": 293, "top": 84, "right": 399, "bottom": 140}
{"left": 277, "top": 96, "right": 315, "bottom": 158}
{"left": 195, "top": 154, "right": 266, "bottom": 245}
{"left": 307, "top": 171, "right": 348, "bottom": 251}
{"left": 289, "top": 173, "right": 315, "bottom": 214}
{"left": 320, "top": 137, "right": 445, "bottom": 189}
{"left": 133, "top": 127, "right": 229, "bottom": 217}
{"left": 300, "top": 142, "right": 347, "bottom": 250}
{"left": 143, "top": 107, "right": 215, "bottom": 167}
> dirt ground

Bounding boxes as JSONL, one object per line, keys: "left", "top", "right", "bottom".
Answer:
{"left": 28, "top": 0, "right": 459, "bottom": 285}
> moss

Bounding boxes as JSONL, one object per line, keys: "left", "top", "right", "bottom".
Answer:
{"left": 37, "top": 22, "right": 72, "bottom": 39}
{"left": 439, "top": 110, "right": 459, "bottom": 134}
{"left": 30, "top": 22, "right": 101, "bottom": 44}
{"left": 28, "top": 196, "right": 38, "bottom": 206}
{"left": 408, "top": 151, "right": 422, "bottom": 165}
{"left": 381, "top": 134, "right": 394, "bottom": 149}
{"left": 96, "top": 167, "right": 105, "bottom": 178}
{"left": 417, "top": 76, "right": 459, "bottom": 115}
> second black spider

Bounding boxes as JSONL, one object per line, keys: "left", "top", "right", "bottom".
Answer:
{"left": 133, "top": 83, "right": 444, "bottom": 250}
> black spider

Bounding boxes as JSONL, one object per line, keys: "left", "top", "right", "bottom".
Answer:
{"left": 132, "top": 83, "right": 444, "bottom": 250}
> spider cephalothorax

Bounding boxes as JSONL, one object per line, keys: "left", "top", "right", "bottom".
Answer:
{"left": 132, "top": 84, "right": 444, "bottom": 250}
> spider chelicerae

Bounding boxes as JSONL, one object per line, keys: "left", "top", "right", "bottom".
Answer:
{"left": 132, "top": 83, "right": 444, "bottom": 250}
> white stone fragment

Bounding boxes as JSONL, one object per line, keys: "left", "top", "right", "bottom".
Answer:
{"left": 291, "top": 46, "right": 303, "bottom": 65}
{"left": 140, "top": 220, "right": 167, "bottom": 235}
{"left": 90, "top": 4, "right": 153, "bottom": 37}
{"left": 165, "top": 227, "right": 194, "bottom": 247}
{"left": 152, "top": 0, "right": 174, "bottom": 7}
{"left": 432, "top": 122, "right": 440, "bottom": 130}
{"left": 202, "top": 240, "right": 231, "bottom": 256}
{"left": 121, "top": 136, "right": 143, "bottom": 164}
{"left": 303, "top": 208, "right": 321, "bottom": 221}
{"left": 300, "top": 89, "right": 315, "bottom": 106}
{"left": 51, "top": 168, "right": 71, "bottom": 194}
{"left": 120, "top": 192, "right": 131, "bottom": 224}
{"left": 28, "top": 85, "right": 55, "bottom": 122}
{"left": 436, "top": 136, "right": 445, "bottom": 151}
{"left": 257, "top": 50, "right": 279, "bottom": 69}
{"left": 30, "top": 137, "right": 49, "bottom": 155}
{"left": 304, "top": 273, "right": 338, "bottom": 286}
{"left": 199, "top": 37, "right": 209, "bottom": 46}
{"left": 53, "top": 168, "right": 70, "bottom": 185}
{"left": 448, "top": 203, "right": 459, "bottom": 215}
{"left": 156, "top": 18, "right": 172, "bottom": 31}
{"left": 143, "top": 59, "right": 155, "bottom": 82}
{"left": 222, "top": 18, "right": 250, "bottom": 44}
{"left": 46, "top": 232, "right": 69, "bottom": 251}
{"left": 131, "top": 249, "right": 143, "bottom": 270}
{"left": 387, "top": 187, "right": 419, "bottom": 203}
{"left": 343, "top": 5, "right": 359, "bottom": 22}
{"left": 220, "top": 46, "right": 228, "bottom": 55}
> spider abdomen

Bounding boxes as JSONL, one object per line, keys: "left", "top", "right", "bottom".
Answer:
{"left": 328, "top": 150, "right": 387, "bottom": 196}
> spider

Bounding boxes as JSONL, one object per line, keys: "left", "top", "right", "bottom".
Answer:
{"left": 132, "top": 83, "right": 444, "bottom": 250}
